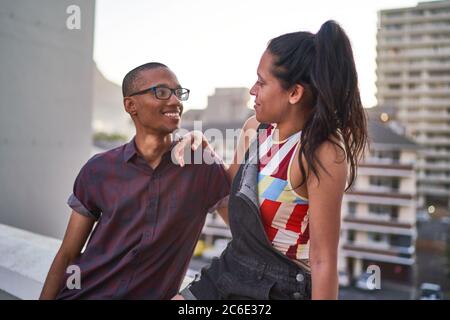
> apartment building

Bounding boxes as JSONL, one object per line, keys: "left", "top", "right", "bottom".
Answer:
{"left": 339, "top": 120, "right": 419, "bottom": 284}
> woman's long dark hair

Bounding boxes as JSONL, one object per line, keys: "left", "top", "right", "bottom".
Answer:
{"left": 267, "top": 20, "right": 367, "bottom": 190}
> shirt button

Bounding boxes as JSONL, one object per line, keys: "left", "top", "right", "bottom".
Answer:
{"left": 296, "top": 273, "right": 305, "bottom": 282}
{"left": 292, "top": 292, "right": 302, "bottom": 300}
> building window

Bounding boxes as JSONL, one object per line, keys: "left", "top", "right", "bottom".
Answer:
{"left": 368, "top": 232, "right": 385, "bottom": 243}
{"left": 369, "top": 176, "right": 400, "bottom": 190}
{"left": 385, "top": 24, "right": 402, "bottom": 30}
{"left": 390, "top": 235, "right": 411, "bottom": 247}
{"left": 372, "top": 150, "right": 400, "bottom": 162}
{"left": 388, "top": 84, "right": 401, "bottom": 89}
{"left": 386, "top": 72, "right": 401, "bottom": 77}
{"left": 368, "top": 204, "right": 398, "bottom": 218}
{"left": 409, "top": 71, "right": 421, "bottom": 77}
{"left": 347, "top": 230, "right": 355, "bottom": 243}
{"left": 348, "top": 202, "right": 357, "bottom": 216}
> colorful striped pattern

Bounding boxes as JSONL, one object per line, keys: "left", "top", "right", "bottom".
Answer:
{"left": 258, "top": 125, "right": 310, "bottom": 261}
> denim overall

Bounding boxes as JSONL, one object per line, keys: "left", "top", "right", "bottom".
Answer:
{"left": 181, "top": 124, "right": 312, "bottom": 300}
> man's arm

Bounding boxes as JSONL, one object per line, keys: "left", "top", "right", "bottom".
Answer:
{"left": 39, "top": 211, "right": 95, "bottom": 300}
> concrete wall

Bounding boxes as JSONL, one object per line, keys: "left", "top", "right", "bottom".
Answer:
{"left": 0, "top": 0, "right": 95, "bottom": 238}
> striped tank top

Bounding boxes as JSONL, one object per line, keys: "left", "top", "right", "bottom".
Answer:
{"left": 257, "top": 124, "right": 310, "bottom": 264}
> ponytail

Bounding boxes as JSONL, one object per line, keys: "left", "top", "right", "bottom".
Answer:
{"left": 268, "top": 20, "right": 368, "bottom": 190}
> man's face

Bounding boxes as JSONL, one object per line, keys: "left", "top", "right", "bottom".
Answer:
{"left": 125, "top": 67, "right": 184, "bottom": 135}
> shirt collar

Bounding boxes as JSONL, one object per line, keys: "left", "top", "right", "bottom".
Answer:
{"left": 123, "top": 138, "right": 138, "bottom": 163}
{"left": 123, "top": 134, "right": 181, "bottom": 163}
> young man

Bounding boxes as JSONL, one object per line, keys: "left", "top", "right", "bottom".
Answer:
{"left": 39, "top": 63, "right": 230, "bottom": 299}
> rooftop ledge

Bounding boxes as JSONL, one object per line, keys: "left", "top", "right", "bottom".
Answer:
{"left": 0, "top": 223, "right": 192, "bottom": 300}
{"left": 0, "top": 224, "right": 60, "bottom": 299}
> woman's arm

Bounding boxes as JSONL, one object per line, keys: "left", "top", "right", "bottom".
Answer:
{"left": 307, "top": 140, "right": 347, "bottom": 300}
{"left": 227, "top": 115, "right": 259, "bottom": 181}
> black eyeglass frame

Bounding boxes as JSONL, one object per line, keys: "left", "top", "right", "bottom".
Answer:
{"left": 127, "top": 86, "right": 190, "bottom": 101}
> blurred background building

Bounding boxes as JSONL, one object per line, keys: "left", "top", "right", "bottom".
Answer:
{"left": 183, "top": 87, "right": 253, "bottom": 125}
{"left": 92, "top": 64, "right": 133, "bottom": 138}
{"left": 339, "top": 118, "right": 419, "bottom": 285}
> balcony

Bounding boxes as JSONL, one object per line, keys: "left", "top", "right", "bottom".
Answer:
{"left": 341, "top": 242, "right": 415, "bottom": 265}
{"left": 378, "top": 87, "right": 450, "bottom": 98}
{"left": 377, "top": 48, "right": 450, "bottom": 62}
{"left": 366, "top": 185, "right": 400, "bottom": 193}
{"left": 380, "top": 11, "right": 450, "bottom": 25}
{"left": 417, "top": 185, "right": 450, "bottom": 196}
{"left": 343, "top": 241, "right": 415, "bottom": 255}
{"left": 378, "top": 74, "right": 450, "bottom": 85}
{"left": 377, "top": 61, "right": 450, "bottom": 72}
{"left": 358, "top": 167, "right": 415, "bottom": 179}
{"left": 358, "top": 161, "right": 414, "bottom": 177}
{"left": 423, "top": 75, "right": 450, "bottom": 83}
{"left": 415, "top": 136, "right": 450, "bottom": 146}
{"left": 398, "top": 111, "right": 450, "bottom": 121}
{"left": 416, "top": 160, "right": 450, "bottom": 170}
{"left": 418, "top": 173, "right": 450, "bottom": 183}
{"left": 379, "top": 24, "right": 450, "bottom": 37}
{"left": 422, "top": 149, "right": 450, "bottom": 158}
{"left": 344, "top": 191, "right": 415, "bottom": 207}
{"left": 360, "top": 160, "right": 414, "bottom": 169}
{"left": 343, "top": 215, "right": 414, "bottom": 229}
{"left": 377, "top": 38, "right": 450, "bottom": 50}
{"left": 398, "top": 99, "right": 450, "bottom": 108}
{"left": 411, "top": 124, "right": 450, "bottom": 133}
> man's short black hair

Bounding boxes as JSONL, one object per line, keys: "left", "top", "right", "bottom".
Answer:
{"left": 122, "top": 62, "right": 168, "bottom": 97}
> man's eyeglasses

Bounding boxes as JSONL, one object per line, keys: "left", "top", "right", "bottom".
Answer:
{"left": 128, "top": 86, "right": 190, "bottom": 101}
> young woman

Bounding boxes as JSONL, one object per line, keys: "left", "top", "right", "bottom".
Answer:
{"left": 175, "top": 20, "right": 367, "bottom": 300}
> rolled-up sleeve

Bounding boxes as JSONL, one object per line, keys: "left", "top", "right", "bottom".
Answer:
{"left": 67, "top": 161, "right": 102, "bottom": 220}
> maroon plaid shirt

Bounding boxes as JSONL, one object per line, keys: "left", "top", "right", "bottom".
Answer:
{"left": 56, "top": 138, "right": 230, "bottom": 299}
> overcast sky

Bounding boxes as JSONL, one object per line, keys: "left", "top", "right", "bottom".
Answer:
{"left": 93, "top": 0, "right": 423, "bottom": 110}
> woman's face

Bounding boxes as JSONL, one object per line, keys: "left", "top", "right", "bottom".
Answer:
{"left": 250, "top": 50, "right": 292, "bottom": 124}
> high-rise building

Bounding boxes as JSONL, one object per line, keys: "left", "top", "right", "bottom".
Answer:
{"left": 376, "top": 0, "right": 450, "bottom": 209}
